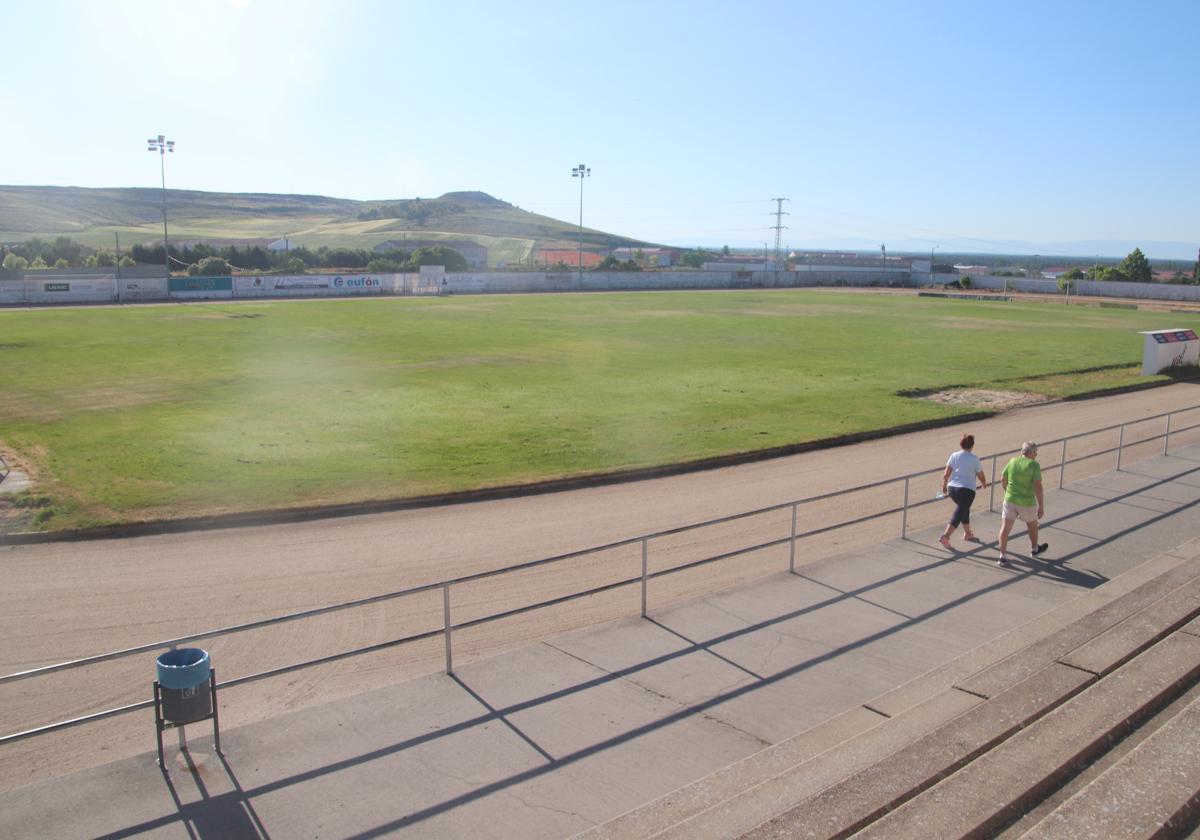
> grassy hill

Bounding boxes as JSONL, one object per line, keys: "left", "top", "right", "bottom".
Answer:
{"left": 0, "top": 186, "right": 653, "bottom": 267}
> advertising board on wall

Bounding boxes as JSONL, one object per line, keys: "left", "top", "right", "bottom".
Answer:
{"left": 168, "top": 276, "right": 233, "bottom": 300}
{"left": 32, "top": 275, "right": 117, "bottom": 303}
{"left": 118, "top": 277, "right": 168, "bottom": 301}
{"left": 330, "top": 274, "right": 386, "bottom": 294}
{"left": 0, "top": 280, "right": 31, "bottom": 304}
{"left": 233, "top": 274, "right": 391, "bottom": 298}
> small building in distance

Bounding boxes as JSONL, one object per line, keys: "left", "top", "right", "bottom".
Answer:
{"left": 374, "top": 239, "right": 488, "bottom": 268}
{"left": 535, "top": 249, "right": 605, "bottom": 269}
{"left": 611, "top": 247, "right": 676, "bottom": 267}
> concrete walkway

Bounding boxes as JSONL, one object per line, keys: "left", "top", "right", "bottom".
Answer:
{"left": 4, "top": 446, "right": 1200, "bottom": 839}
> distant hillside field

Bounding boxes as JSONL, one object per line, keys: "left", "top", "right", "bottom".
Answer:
{"left": 1, "top": 289, "right": 1195, "bottom": 532}
{"left": 0, "top": 186, "right": 652, "bottom": 267}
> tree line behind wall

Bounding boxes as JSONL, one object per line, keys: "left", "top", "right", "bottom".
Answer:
{"left": 1058, "top": 248, "right": 1200, "bottom": 285}
{"left": 0, "top": 236, "right": 469, "bottom": 275}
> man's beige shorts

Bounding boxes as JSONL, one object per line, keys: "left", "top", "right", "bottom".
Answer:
{"left": 1002, "top": 500, "right": 1038, "bottom": 523}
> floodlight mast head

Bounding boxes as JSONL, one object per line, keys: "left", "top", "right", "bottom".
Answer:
{"left": 147, "top": 135, "right": 175, "bottom": 154}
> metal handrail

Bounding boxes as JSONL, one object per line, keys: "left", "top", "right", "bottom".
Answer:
{"left": 3, "top": 403, "right": 1199, "bottom": 746}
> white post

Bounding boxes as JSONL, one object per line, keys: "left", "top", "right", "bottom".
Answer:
{"left": 640, "top": 539, "right": 649, "bottom": 618}
{"left": 442, "top": 584, "right": 453, "bottom": 675}
{"left": 989, "top": 456, "right": 998, "bottom": 512}
{"left": 788, "top": 503, "right": 798, "bottom": 573}
{"left": 1059, "top": 439, "right": 1067, "bottom": 489}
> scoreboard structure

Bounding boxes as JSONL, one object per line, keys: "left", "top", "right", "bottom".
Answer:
{"left": 1139, "top": 329, "right": 1200, "bottom": 375}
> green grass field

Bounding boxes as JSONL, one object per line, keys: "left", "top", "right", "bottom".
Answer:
{"left": 1, "top": 290, "right": 1196, "bottom": 531}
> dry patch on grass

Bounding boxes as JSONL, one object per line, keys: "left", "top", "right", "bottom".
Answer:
{"left": 719, "top": 305, "right": 855, "bottom": 318}
{"left": 384, "top": 354, "right": 540, "bottom": 371}
{"left": 0, "top": 383, "right": 180, "bottom": 421}
{"left": 919, "top": 388, "right": 1051, "bottom": 410}
{"left": 935, "top": 317, "right": 1025, "bottom": 331}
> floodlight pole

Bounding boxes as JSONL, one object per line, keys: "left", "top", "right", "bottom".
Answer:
{"left": 147, "top": 135, "right": 176, "bottom": 278}
{"left": 572, "top": 164, "right": 590, "bottom": 287}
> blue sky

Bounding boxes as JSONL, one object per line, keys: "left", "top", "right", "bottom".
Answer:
{"left": 3, "top": 0, "right": 1198, "bottom": 257}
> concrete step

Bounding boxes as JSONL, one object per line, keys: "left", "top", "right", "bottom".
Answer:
{"left": 838, "top": 632, "right": 1200, "bottom": 839}
{"left": 573, "top": 546, "right": 1200, "bottom": 840}
{"left": 737, "top": 553, "right": 1200, "bottom": 839}
{"left": 957, "top": 552, "right": 1200, "bottom": 698}
{"left": 1016, "top": 690, "right": 1200, "bottom": 839}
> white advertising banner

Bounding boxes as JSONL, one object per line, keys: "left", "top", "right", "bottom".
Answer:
{"left": 29, "top": 275, "right": 116, "bottom": 303}
{"left": 234, "top": 275, "right": 330, "bottom": 297}
{"left": 118, "top": 277, "right": 167, "bottom": 301}
{"left": 0, "top": 279, "right": 33, "bottom": 304}
{"left": 329, "top": 274, "right": 387, "bottom": 295}
{"left": 233, "top": 274, "right": 390, "bottom": 298}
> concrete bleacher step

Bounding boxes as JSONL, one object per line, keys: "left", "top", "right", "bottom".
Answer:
{"left": 741, "top": 568, "right": 1200, "bottom": 839}
{"left": 1014, "top": 683, "right": 1200, "bottom": 839}
{"left": 993, "top": 676, "right": 1200, "bottom": 839}
{"left": 573, "top": 546, "right": 1200, "bottom": 840}
{"left": 835, "top": 632, "right": 1200, "bottom": 839}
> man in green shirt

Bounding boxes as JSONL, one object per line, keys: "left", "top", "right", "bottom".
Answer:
{"left": 997, "top": 440, "right": 1047, "bottom": 566}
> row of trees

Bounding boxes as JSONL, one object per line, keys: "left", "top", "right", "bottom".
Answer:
{"left": 1057, "top": 247, "right": 1200, "bottom": 285}
{"left": 178, "top": 244, "right": 471, "bottom": 276}
{"left": 2, "top": 236, "right": 136, "bottom": 271}
{"left": 6, "top": 236, "right": 1198, "bottom": 283}
{"left": 0, "top": 236, "right": 470, "bottom": 275}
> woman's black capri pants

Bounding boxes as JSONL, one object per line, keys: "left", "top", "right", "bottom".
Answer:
{"left": 948, "top": 486, "right": 976, "bottom": 527}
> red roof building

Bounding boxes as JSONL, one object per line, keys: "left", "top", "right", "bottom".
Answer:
{"left": 535, "top": 250, "right": 604, "bottom": 268}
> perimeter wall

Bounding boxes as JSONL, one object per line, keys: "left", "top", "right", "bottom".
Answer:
{"left": 4, "top": 267, "right": 1200, "bottom": 306}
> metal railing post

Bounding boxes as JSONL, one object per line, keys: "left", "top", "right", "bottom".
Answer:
{"left": 1116, "top": 424, "right": 1125, "bottom": 471}
{"left": 989, "top": 456, "right": 997, "bottom": 512}
{"left": 442, "top": 583, "right": 453, "bottom": 675}
{"left": 1165, "top": 414, "right": 1171, "bottom": 455}
{"left": 788, "top": 503, "right": 798, "bottom": 573}
{"left": 1059, "top": 438, "right": 1067, "bottom": 489}
{"left": 900, "top": 477, "right": 909, "bottom": 539}
{"left": 640, "top": 538, "right": 649, "bottom": 617}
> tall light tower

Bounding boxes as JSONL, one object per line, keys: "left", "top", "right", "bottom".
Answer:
{"left": 572, "top": 163, "right": 590, "bottom": 282}
{"left": 147, "top": 134, "right": 176, "bottom": 277}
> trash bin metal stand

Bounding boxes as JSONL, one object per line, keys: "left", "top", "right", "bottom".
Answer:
{"left": 210, "top": 670, "right": 221, "bottom": 757}
{"left": 154, "top": 681, "right": 165, "bottom": 769}
{"left": 154, "top": 669, "right": 222, "bottom": 770}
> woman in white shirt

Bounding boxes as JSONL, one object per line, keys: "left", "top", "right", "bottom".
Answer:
{"left": 939, "top": 433, "right": 988, "bottom": 550}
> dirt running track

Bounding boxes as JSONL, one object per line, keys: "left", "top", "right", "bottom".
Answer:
{"left": 2, "top": 384, "right": 1200, "bottom": 791}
